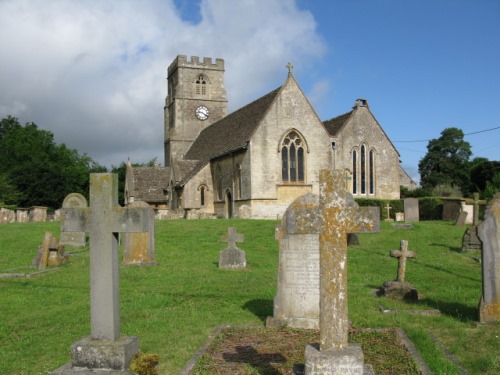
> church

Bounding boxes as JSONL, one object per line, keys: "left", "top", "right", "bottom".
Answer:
{"left": 125, "top": 55, "right": 413, "bottom": 219}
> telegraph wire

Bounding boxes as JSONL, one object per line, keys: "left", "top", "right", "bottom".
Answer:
{"left": 393, "top": 126, "right": 500, "bottom": 143}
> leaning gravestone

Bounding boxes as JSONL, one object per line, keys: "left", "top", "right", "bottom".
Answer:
{"left": 477, "top": 193, "right": 500, "bottom": 323}
{"left": 52, "top": 174, "right": 152, "bottom": 374}
{"left": 219, "top": 227, "right": 246, "bottom": 269}
{"left": 304, "top": 169, "right": 377, "bottom": 374}
{"left": 32, "top": 232, "right": 68, "bottom": 270}
{"left": 404, "top": 198, "right": 419, "bottom": 222}
{"left": 60, "top": 193, "right": 88, "bottom": 247}
{"left": 123, "top": 201, "right": 157, "bottom": 266}
{"left": 455, "top": 211, "right": 468, "bottom": 226}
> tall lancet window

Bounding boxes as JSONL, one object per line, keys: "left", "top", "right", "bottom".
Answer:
{"left": 352, "top": 149, "right": 358, "bottom": 194}
{"left": 369, "top": 149, "right": 375, "bottom": 195}
{"left": 281, "top": 131, "right": 306, "bottom": 183}
{"left": 361, "top": 144, "right": 366, "bottom": 194}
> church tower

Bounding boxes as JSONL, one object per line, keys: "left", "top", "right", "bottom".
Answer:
{"left": 164, "top": 55, "right": 228, "bottom": 167}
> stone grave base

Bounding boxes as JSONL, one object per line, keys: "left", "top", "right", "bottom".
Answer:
{"left": 479, "top": 297, "right": 500, "bottom": 323}
{"left": 51, "top": 336, "right": 138, "bottom": 374}
{"left": 462, "top": 226, "right": 481, "bottom": 251}
{"left": 218, "top": 248, "right": 246, "bottom": 269}
{"left": 303, "top": 343, "right": 374, "bottom": 375}
{"left": 266, "top": 316, "right": 319, "bottom": 330}
{"left": 379, "top": 281, "right": 419, "bottom": 301}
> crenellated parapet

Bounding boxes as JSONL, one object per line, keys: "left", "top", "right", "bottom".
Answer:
{"left": 168, "top": 55, "right": 224, "bottom": 75}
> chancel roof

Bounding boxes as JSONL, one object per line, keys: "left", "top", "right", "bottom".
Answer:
{"left": 322, "top": 110, "right": 353, "bottom": 137}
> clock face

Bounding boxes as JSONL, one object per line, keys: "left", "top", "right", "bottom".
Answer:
{"left": 195, "top": 105, "right": 209, "bottom": 120}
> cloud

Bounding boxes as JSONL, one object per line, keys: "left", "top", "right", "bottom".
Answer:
{"left": 0, "top": 0, "right": 326, "bottom": 167}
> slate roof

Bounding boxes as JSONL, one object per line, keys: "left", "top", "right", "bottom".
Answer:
{"left": 178, "top": 86, "right": 282, "bottom": 186}
{"left": 322, "top": 110, "right": 353, "bottom": 137}
{"left": 130, "top": 166, "right": 169, "bottom": 203}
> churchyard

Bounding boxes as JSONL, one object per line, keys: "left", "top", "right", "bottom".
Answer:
{"left": 0, "top": 216, "right": 498, "bottom": 374}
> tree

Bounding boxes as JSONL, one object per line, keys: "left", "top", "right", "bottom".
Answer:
{"left": 418, "top": 127, "right": 472, "bottom": 194}
{"left": 0, "top": 116, "right": 106, "bottom": 208}
{"left": 469, "top": 158, "right": 500, "bottom": 194}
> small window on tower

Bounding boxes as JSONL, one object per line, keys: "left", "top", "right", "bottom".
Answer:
{"left": 195, "top": 74, "right": 207, "bottom": 96}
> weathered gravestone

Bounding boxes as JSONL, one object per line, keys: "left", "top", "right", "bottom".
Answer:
{"left": 123, "top": 201, "right": 157, "bottom": 266}
{"left": 379, "top": 240, "right": 418, "bottom": 301}
{"left": 32, "top": 231, "right": 68, "bottom": 270}
{"left": 404, "top": 198, "right": 419, "bottom": 222}
{"left": 0, "top": 207, "right": 15, "bottom": 223}
{"left": 16, "top": 208, "right": 29, "bottom": 223}
{"left": 462, "top": 193, "right": 486, "bottom": 251}
{"left": 29, "top": 206, "right": 48, "bottom": 222}
{"left": 219, "top": 227, "right": 246, "bottom": 269}
{"left": 384, "top": 203, "right": 393, "bottom": 221}
{"left": 395, "top": 212, "right": 405, "bottom": 222}
{"left": 60, "top": 193, "right": 88, "bottom": 247}
{"left": 477, "top": 193, "right": 500, "bottom": 323}
{"left": 52, "top": 174, "right": 152, "bottom": 374}
{"left": 455, "top": 211, "right": 468, "bottom": 226}
{"left": 268, "top": 191, "right": 379, "bottom": 331}
{"left": 304, "top": 170, "right": 378, "bottom": 375}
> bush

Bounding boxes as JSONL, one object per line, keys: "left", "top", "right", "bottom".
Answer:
{"left": 356, "top": 198, "right": 403, "bottom": 220}
{"left": 418, "top": 197, "right": 443, "bottom": 220}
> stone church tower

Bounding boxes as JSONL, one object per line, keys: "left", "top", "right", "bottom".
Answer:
{"left": 164, "top": 56, "right": 228, "bottom": 168}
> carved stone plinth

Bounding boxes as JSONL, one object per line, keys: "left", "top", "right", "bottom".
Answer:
{"left": 304, "top": 343, "right": 374, "bottom": 374}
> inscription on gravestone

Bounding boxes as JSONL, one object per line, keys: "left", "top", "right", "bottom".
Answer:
{"left": 404, "top": 198, "right": 419, "bottom": 222}
{"left": 60, "top": 193, "right": 88, "bottom": 247}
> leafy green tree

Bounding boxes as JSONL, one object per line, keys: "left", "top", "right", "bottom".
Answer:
{"left": 0, "top": 172, "right": 23, "bottom": 206}
{"left": 418, "top": 127, "right": 472, "bottom": 194}
{"left": 469, "top": 158, "right": 500, "bottom": 194}
{"left": 0, "top": 116, "right": 106, "bottom": 208}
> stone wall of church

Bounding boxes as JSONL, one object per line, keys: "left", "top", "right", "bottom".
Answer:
{"left": 181, "top": 164, "right": 215, "bottom": 214}
{"left": 248, "top": 78, "right": 332, "bottom": 209}
{"left": 333, "top": 106, "right": 400, "bottom": 199}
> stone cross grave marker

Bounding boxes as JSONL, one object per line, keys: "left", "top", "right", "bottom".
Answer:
{"left": 477, "top": 193, "right": 500, "bottom": 323}
{"left": 305, "top": 169, "right": 378, "bottom": 374}
{"left": 384, "top": 203, "right": 393, "bottom": 221}
{"left": 54, "top": 173, "right": 151, "bottom": 373}
{"left": 390, "top": 240, "right": 416, "bottom": 283}
{"left": 219, "top": 227, "right": 246, "bottom": 269}
{"left": 61, "top": 193, "right": 88, "bottom": 247}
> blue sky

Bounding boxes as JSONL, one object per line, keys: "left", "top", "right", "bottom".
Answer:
{"left": 0, "top": 0, "right": 498, "bottom": 183}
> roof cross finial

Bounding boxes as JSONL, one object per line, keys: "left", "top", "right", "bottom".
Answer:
{"left": 286, "top": 62, "right": 294, "bottom": 76}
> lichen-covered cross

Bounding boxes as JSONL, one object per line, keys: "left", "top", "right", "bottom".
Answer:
{"left": 390, "top": 240, "right": 416, "bottom": 282}
{"left": 318, "top": 169, "right": 379, "bottom": 350}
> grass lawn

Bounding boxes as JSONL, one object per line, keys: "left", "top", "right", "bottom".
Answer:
{"left": 0, "top": 219, "right": 498, "bottom": 374}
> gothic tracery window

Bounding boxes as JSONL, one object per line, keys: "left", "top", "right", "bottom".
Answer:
{"left": 281, "top": 131, "right": 305, "bottom": 183}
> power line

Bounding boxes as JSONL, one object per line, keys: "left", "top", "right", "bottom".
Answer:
{"left": 393, "top": 126, "right": 500, "bottom": 143}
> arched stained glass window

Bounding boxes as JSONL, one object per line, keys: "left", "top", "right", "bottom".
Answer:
{"left": 281, "top": 131, "right": 305, "bottom": 183}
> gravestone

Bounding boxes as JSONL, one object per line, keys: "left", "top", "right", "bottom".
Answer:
{"left": 404, "top": 198, "right": 419, "bottom": 222}
{"left": 268, "top": 193, "right": 379, "bottom": 330}
{"left": 304, "top": 170, "right": 378, "bottom": 374}
{"left": 60, "top": 193, "right": 88, "bottom": 247}
{"left": 477, "top": 193, "right": 500, "bottom": 323}
{"left": 462, "top": 193, "right": 486, "bottom": 251}
{"left": 32, "top": 232, "right": 68, "bottom": 270}
{"left": 218, "top": 227, "right": 246, "bottom": 269}
{"left": 455, "top": 211, "right": 468, "bottom": 226}
{"left": 0, "top": 207, "right": 15, "bottom": 223}
{"left": 379, "top": 240, "right": 418, "bottom": 301}
{"left": 123, "top": 201, "right": 157, "bottom": 266}
{"left": 52, "top": 174, "right": 152, "bottom": 374}
{"left": 267, "top": 193, "right": 321, "bottom": 329}
{"left": 395, "top": 212, "right": 405, "bottom": 222}
{"left": 16, "top": 208, "right": 29, "bottom": 223}
{"left": 29, "top": 206, "right": 47, "bottom": 222}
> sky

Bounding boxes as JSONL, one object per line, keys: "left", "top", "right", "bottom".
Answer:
{"left": 0, "top": 0, "right": 499, "bottom": 183}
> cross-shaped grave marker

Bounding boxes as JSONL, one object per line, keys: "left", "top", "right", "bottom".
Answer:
{"left": 318, "top": 169, "right": 379, "bottom": 350}
{"left": 390, "top": 240, "right": 416, "bottom": 283}
{"left": 385, "top": 203, "right": 393, "bottom": 221}
{"left": 221, "top": 227, "right": 244, "bottom": 249}
{"left": 219, "top": 227, "right": 246, "bottom": 269}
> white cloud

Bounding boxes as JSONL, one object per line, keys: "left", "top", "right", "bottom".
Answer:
{"left": 0, "top": 0, "right": 326, "bottom": 167}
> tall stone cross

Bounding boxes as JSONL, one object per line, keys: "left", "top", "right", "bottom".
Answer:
{"left": 318, "top": 169, "right": 379, "bottom": 350}
{"left": 62, "top": 174, "right": 151, "bottom": 341}
{"left": 390, "top": 240, "right": 416, "bottom": 283}
{"left": 221, "top": 227, "right": 244, "bottom": 249}
{"left": 385, "top": 203, "right": 392, "bottom": 220}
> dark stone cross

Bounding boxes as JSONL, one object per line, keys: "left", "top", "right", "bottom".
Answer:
{"left": 221, "top": 227, "right": 244, "bottom": 249}
{"left": 62, "top": 174, "right": 151, "bottom": 342}
{"left": 318, "top": 169, "right": 379, "bottom": 350}
{"left": 390, "top": 240, "right": 416, "bottom": 283}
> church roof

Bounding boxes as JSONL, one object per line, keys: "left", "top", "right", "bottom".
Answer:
{"left": 322, "top": 110, "right": 353, "bottom": 137}
{"left": 128, "top": 166, "right": 169, "bottom": 203}
{"left": 178, "top": 86, "right": 282, "bottom": 186}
